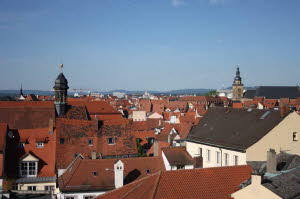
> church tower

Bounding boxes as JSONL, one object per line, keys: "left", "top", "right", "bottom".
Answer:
{"left": 232, "top": 67, "right": 244, "bottom": 101}
{"left": 53, "top": 64, "right": 69, "bottom": 116}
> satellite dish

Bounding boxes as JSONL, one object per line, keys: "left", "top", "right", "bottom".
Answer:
{"left": 8, "top": 131, "right": 14, "bottom": 138}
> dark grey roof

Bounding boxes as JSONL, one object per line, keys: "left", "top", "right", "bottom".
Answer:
{"left": 264, "top": 167, "right": 300, "bottom": 199}
{"left": 187, "top": 107, "right": 284, "bottom": 151}
{"left": 243, "top": 89, "right": 256, "bottom": 99}
{"left": 53, "top": 73, "right": 69, "bottom": 90}
{"left": 247, "top": 152, "right": 300, "bottom": 174}
{"left": 246, "top": 86, "right": 300, "bottom": 99}
{"left": 16, "top": 176, "right": 56, "bottom": 183}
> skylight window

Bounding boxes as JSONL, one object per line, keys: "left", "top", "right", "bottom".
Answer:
{"left": 260, "top": 111, "right": 271, "bottom": 119}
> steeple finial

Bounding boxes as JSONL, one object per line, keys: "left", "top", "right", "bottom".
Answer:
{"left": 60, "top": 64, "right": 63, "bottom": 73}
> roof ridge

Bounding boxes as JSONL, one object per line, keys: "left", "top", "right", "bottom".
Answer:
{"left": 61, "top": 157, "right": 83, "bottom": 189}
{"left": 98, "top": 172, "right": 160, "bottom": 198}
{"left": 151, "top": 171, "right": 162, "bottom": 199}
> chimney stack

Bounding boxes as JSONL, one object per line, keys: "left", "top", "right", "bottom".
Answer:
{"left": 91, "top": 151, "right": 97, "bottom": 160}
{"left": 114, "top": 160, "right": 124, "bottom": 188}
{"left": 267, "top": 149, "right": 277, "bottom": 173}
{"left": 153, "top": 139, "right": 159, "bottom": 157}
{"left": 251, "top": 173, "right": 262, "bottom": 185}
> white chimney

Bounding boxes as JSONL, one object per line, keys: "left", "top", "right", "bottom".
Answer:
{"left": 153, "top": 140, "right": 159, "bottom": 157}
{"left": 251, "top": 174, "right": 262, "bottom": 185}
{"left": 114, "top": 160, "right": 124, "bottom": 188}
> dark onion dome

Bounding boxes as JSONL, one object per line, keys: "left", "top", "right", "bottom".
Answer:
{"left": 234, "top": 67, "right": 242, "bottom": 81}
{"left": 53, "top": 73, "right": 69, "bottom": 90}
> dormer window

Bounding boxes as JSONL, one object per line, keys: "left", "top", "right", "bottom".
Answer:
{"left": 108, "top": 137, "right": 115, "bottom": 145}
{"left": 293, "top": 132, "right": 298, "bottom": 141}
{"left": 20, "top": 161, "right": 38, "bottom": 177}
{"left": 36, "top": 142, "right": 44, "bottom": 148}
{"left": 88, "top": 138, "right": 93, "bottom": 146}
{"left": 18, "top": 142, "right": 25, "bottom": 148}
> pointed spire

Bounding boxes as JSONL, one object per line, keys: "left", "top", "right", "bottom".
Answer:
{"left": 20, "top": 84, "right": 24, "bottom": 96}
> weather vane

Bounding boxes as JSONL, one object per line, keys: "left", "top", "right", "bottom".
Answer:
{"left": 60, "top": 64, "right": 63, "bottom": 73}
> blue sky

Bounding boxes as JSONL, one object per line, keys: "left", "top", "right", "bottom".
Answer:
{"left": 0, "top": 0, "right": 300, "bottom": 91}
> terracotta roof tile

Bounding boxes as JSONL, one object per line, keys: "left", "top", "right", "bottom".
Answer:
{"left": 0, "top": 101, "right": 55, "bottom": 129}
{"left": 59, "top": 156, "right": 165, "bottom": 192}
{"left": 162, "top": 147, "right": 195, "bottom": 165}
{"left": 97, "top": 165, "right": 252, "bottom": 199}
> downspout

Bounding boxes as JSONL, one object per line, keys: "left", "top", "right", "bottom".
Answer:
{"left": 219, "top": 148, "right": 223, "bottom": 167}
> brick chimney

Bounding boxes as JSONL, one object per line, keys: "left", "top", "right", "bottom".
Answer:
{"left": 114, "top": 160, "right": 124, "bottom": 188}
{"left": 153, "top": 139, "right": 159, "bottom": 157}
{"left": 267, "top": 149, "right": 277, "bottom": 173}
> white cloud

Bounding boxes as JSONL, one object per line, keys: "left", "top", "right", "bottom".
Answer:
{"left": 171, "top": 0, "right": 186, "bottom": 7}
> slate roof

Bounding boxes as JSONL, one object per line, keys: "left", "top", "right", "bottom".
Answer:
{"left": 97, "top": 165, "right": 252, "bottom": 199}
{"left": 187, "top": 107, "right": 284, "bottom": 151}
{"left": 244, "top": 86, "right": 300, "bottom": 99}
{"left": 263, "top": 167, "right": 300, "bottom": 199}
{"left": 161, "top": 147, "right": 195, "bottom": 166}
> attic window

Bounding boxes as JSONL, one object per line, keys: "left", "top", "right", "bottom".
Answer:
{"left": 293, "top": 132, "right": 298, "bottom": 141}
{"left": 146, "top": 169, "right": 150, "bottom": 174}
{"left": 108, "top": 137, "right": 115, "bottom": 145}
{"left": 88, "top": 138, "right": 93, "bottom": 146}
{"left": 92, "top": 171, "right": 98, "bottom": 176}
{"left": 36, "top": 142, "right": 44, "bottom": 148}
{"left": 18, "top": 142, "right": 25, "bottom": 148}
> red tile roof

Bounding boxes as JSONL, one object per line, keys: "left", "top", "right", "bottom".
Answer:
{"left": 97, "top": 165, "right": 252, "bottom": 199}
{"left": 162, "top": 147, "right": 195, "bottom": 165}
{"left": 133, "top": 131, "right": 155, "bottom": 146}
{"left": 5, "top": 127, "right": 56, "bottom": 178}
{"left": 59, "top": 156, "right": 165, "bottom": 192}
{"left": 147, "top": 141, "right": 170, "bottom": 157}
{"left": 56, "top": 118, "right": 138, "bottom": 169}
{"left": 0, "top": 101, "right": 55, "bottom": 129}
{"left": 69, "top": 101, "right": 120, "bottom": 115}
{"left": 0, "top": 123, "right": 7, "bottom": 153}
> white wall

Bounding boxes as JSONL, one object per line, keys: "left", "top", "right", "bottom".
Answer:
{"left": 186, "top": 141, "right": 246, "bottom": 168}
{"left": 162, "top": 152, "right": 171, "bottom": 171}
{"left": 60, "top": 191, "right": 106, "bottom": 199}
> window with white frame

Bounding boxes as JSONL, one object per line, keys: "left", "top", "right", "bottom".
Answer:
{"left": 66, "top": 196, "right": 77, "bottom": 199}
{"left": 224, "top": 153, "right": 229, "bottom": 166}
{"left": 216, "top": 151, "right": 221, "bottom": 164}
{"left": 84, "top": 196, "right": 96, "bottom": 199}
{"left": 36, "top": 142, "right": 44, "bottom": 148}
{"left": 234, "top": 155, "right": 239, "bottom": 165}
{"left": 20, "top": 161, "right": 38, "bottom": 177}
{"left": 44, "top": 185, "right": 55, "bottom": 191}
{"left": 207, "top": 149, "right": 211, "bottom": 162}
{"left": 28, "top": 186, "right": 36, "bottom": 191}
